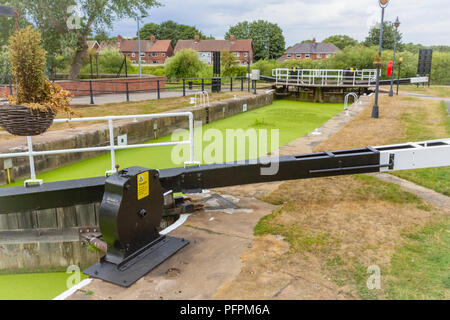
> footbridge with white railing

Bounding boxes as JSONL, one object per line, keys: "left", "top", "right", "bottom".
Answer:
{"left": 272, "top": 68, "right": 379, "bottom": 88}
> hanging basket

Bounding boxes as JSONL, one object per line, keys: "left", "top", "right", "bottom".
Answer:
{"left": 0, "top": 104, "right": 55, "bottom": 136}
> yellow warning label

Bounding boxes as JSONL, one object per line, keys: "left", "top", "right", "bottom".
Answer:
{"left": 137, "top": 172, "right": 150, "bottom": 200}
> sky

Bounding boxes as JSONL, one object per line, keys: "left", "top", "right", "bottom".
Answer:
{"left": 109, "top": 0, "right": 450, "bottom": 47}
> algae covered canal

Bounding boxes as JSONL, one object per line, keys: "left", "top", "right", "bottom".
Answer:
{"left": 0, "top": 100, "right": 344, "bottom": 300}
{"left": 0, "top": 272, "right": 88, "bottom": 300}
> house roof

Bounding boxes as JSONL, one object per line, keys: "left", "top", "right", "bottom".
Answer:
{"left": 286, "top": 42, "right": 340, "bottom": 54}
{"left": 119, "top": 39, "right": 172, "bottom": 53}
{"left": 175, "top": 39, "right": 253, "bottom": 53}
{"left": 86, "top": 40, "right": 99, "bottom": 49}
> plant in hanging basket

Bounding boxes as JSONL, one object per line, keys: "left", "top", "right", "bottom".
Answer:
{"left": 0, "top": 26, "right": 73, "bottom": 136}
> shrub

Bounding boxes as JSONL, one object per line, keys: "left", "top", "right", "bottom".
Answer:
{"left": 8, "top": 26, "right": 71, "bottom": 115}
{"left": 9, "top": 26, "right": 49, "bottom": 104}
{"left": 165, "top": 49, "right": 204, "bottom": 79}
{"left": 251, "top": 59, "right": 278, "bottom": 76}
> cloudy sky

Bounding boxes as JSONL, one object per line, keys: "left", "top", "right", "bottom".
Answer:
{"left": 110, "top": 0, "right": 450, "bottom": 46}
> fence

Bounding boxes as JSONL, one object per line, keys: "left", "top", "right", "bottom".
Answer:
{"left": 0, "top": 112, "right": 197, "bottom": 186}
{"left": 272, "top": 69, "right": 378, "bottom": 87}
{"left": 0, "top": 75, "right": 268, "bottom": 105}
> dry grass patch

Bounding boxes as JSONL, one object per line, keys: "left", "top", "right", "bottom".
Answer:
{"left": 216, "top": 174, "right": 443, "bottom": 300}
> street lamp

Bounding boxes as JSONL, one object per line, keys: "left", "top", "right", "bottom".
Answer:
{"left": 396, "top": 57, "right": 403, "bottom": 95}
{"left": 389, "top": 16, "right": 401, "bottom": 97}
{"left": 371, "top": 0, "right": 390, "bottom": 119}
{"left": 137, "top": 15, "right": 148, "bottom": 78}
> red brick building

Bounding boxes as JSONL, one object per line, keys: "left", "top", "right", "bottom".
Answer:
{"left": 278, "top": 38, "right": 340, "bottom": 62}
{"left": 174, "top": 35, "right": 253, "bottom": 65}
{"left": 102, "top": 35, "right": 174, "bottom": 65}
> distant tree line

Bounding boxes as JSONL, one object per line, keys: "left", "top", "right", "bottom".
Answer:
{"left": 138, "top": 20, "right": 215, "bottom": 47}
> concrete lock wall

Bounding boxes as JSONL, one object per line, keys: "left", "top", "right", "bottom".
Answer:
{"left": 0, "top": 92, "right": 273, "bottom": 272}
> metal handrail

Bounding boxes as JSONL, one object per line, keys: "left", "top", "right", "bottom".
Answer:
{"left": 194, "top": 91, "right": 210, "bottom": 108}
{"left": 0, "top": 112, "right": 197, "bottom": 186}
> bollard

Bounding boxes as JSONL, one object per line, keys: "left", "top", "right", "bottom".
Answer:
{"left": 202, "top": 78, "right": 205, "bottom": 92}
{"left": 126, "top": 82, "right": 130, "bottom": 102}
{"left": 183, "top": 79, "right": 186, "bottom": 97}
{"left": 253, "top": 80, "right": 257, "bottom": 95}
{"left": 89, "top": 80, "right": 94, "bottom": 105}
{"left": 230, "top": 77, "right": 233, "bottom": 92}
{"left": 241, "top": 77, "right": 244, "bottom": 91}
{"left": 157, "top": 80, "right": 160, "bottom": 99}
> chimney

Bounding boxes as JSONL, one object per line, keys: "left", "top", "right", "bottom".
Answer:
{"left": 150, "top": 34, "right": 156, "bottom": 41}
{"left": 117, "top": 35, "right": 123, "bottom": 44}
{"left": 230, "top": 34, "right": 236, "bottom": 41}
{"left": 312, "top": 38, "right": 316, "bottom": 44}
{"left": 194, "top": 34, "right": 200, "bottom": 43}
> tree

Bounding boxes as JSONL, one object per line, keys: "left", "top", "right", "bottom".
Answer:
{"left": 12, "top": 0, "right": 161, "bottom": 79}
{"left": 0, "top": 1, "right": 30, "bottom": 48}
{"left": 364, "top": 21, "right": 403, "bottom": 50}
{"left": 323, "top": 35, "right": 359, "bottom": 50}
{"left": 138, "top": 20, "right": 214, "bottom": 47}
{"left": 139, "top": 22, "right": 159, "bottom": 40}
{"left": 92, "top": 30, "right": 111, "bottom": 43}
{"left": 165, "top": 49, "right": 204, "bottom": 79}
{"left": 221, "top": 50, "right": 239, "bottom": 76}
{"left": 225, "top": 20, "right": 285, "bottom": 61}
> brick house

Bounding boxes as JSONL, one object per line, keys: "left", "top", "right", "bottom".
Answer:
{"left": 174, "top": 35, "right": 253, "bottom": 65}
{"left": 278, "top": 38, "right": 340, "bottom": 62}
{"left": 102, "top": 35, "right": 174, "bottom": 65}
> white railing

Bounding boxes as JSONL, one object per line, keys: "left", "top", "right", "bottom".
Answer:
{"left": 272, "top": 69, "right": 378, "bottom": 87}
{"left": 0, "top": 112, "right": 198, "bottom": 186}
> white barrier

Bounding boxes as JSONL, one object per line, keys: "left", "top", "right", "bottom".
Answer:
{"left": 0, "top": 112, "right": 197, "bottom": 186}
{"left": 272, "top": 69, "right": 378, "bottom": 87}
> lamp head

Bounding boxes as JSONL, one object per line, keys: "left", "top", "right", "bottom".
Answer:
{"left": 394, "top": 16, "right": 400, "bottom": 28}
{"left": 399, "top": 57, "right": 403, "bottom": 63}
{"left": 379, "top": 0, "right": 390, "bottom": 8}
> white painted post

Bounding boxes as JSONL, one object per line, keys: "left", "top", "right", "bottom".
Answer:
{"left": 108, "top": 119, "right": 116, "bottom": 173}
{"left": 27, "top": 136, "right": 36, "bottom": 181}
{"left": 24, "top": 136, "right": 43, "bottom": 186}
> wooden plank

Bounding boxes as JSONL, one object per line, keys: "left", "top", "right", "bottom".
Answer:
{"left": 0, "top": 213, "right": 19, "bottom": 231}
{"left": 16, "top": 211, "right": 37, "bottom": 229}
{"left": 94, "top": 202, "right": 101, "bottom": 226}
{"left": 56, "top": 206, "right": 78, "bottom": 228}
{"left": 35, "top": 208, "right": 58, "bottom": 229}
{"left": 75, "top": 204, "right": 97, "bottom": 227}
